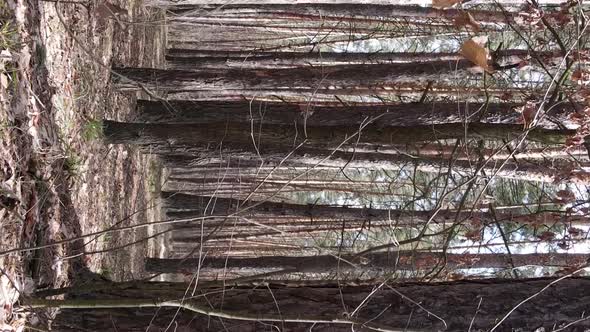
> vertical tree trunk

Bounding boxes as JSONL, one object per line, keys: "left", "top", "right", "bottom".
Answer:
{"left": 102, "top": 120, "right": 576, "bottom": 148}
{"left": 135, "top": 99, "right": 572, "bottom": 131}
{"left": 157, "top": 3, "right": 513, "bottom": 24}
{"left": 39, "top": 277, "right": 590, "bottom": 331}
{"left": 113, "top": 63, "right": 474, "bottom": 92}
{"left": 165, "top": 51, "right": 465, "bottom": 69}
{"left": 144, "top": 252, "right": 589, "bottom": 274}
{"left": 165, "top": 49, "right": 563, "bottom": 70}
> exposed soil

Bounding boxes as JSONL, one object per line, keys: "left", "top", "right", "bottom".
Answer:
{"left": 0, "top": 0, "right": 166, "bottom": 329}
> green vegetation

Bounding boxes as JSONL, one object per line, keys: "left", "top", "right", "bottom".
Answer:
{"left": 63, "top": 148, "right": 82, "bottom": 176}
{"left": 82, "top": 118, "right": 103, "bottom": 141}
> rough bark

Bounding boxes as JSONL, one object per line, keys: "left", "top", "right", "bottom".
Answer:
{"left": 162, "top": 86, "right": 564, "bottom": 104}
{"left": 102, "top": 120, "right": 575, "bottom": 149}
{"left": 135, "top": 99, "right": 573, "bottom": 129}
{"left": 161, "top": 192, "right": 439, "bottom": 220}
{"left": 166, "top": 20, "right": 415, "bottom": 46}
{"left": 147, "top": 0, "right": 547, "bottom": 4}
{"left": 166, "top": 49, "right": 562, "bottom": 70}
{"left": 161, "top": 193, "right": 579, "bottom": 235}
{"left": 166, "top": 51, "right": 463, "bottom": 70}
{"left": 167, "top": 30, "right": 401, "bottom": 52}
{"left": 145, "top": 252, "right": 589, "bottom": 274}
{"left": 41, "top": 277, "right": 590, "bottom": 331}
{"left": 167, "top": 26, "right": 384, "bottom": 53}
{"left": 160, "top": 144, "right": 587, "bottom": 174}
{"left": 103, "top": 118, "right": 583, "bottom": 183}
{"left": 113, "top": 63, "right": 475, "bottom": 92}
{"left": 161, "top": 4, "right": 514, "bottom": 24}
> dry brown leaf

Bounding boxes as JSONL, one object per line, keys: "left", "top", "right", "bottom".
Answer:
{"left": 568, "top": 227, "right": 584, "bottom": 237}
{"left": 447, "top": 273, "right": 464, "bottom": 281}
{"left": 537, "top": 231, "right": 556, "bottom": 241}
{"left": 460, "top": 38, "right": 493, "bottom": 73}
{"left": 499, "top": 92, "right": 513, "bottom": 101}
{"left": 514, "top": 101, "right": 537, "bottom": 128}
{"left": 556, "top": 189, "right": 576, "bottom": 203}
{"left": 555, "top": 266, "right": 579, "bottom": 276}
{"left": 565, "top": 136, "right": 584, "bottom": 147}
{"left": 432, "top": 0, "right": 462, "bottom": 9}
{"left": 572, "top": 69, "right": 590, "bottom": 85}
{"left": 454, "top": 11, "right": 481, "bottom": 32}
{"left": 465, "top": 228, "right": 482, "bottom": 242}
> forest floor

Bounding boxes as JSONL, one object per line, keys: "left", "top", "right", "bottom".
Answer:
{"left": 0, "top": 0, "right": 166, "bottom": 329}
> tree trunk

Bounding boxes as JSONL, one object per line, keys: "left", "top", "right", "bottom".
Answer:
{"left": 161, "top": 192, "right": 439, "bottom": 220}
{"left": 102, "top": 118, "right": 582, "bottom": 183}
{"left": 159, "top": 143, "right": 587, "bottom": 184}
{"left": 160, "top": 4, "right": 514, "bottom": 24}
{"left": 166, "top": 50, "right": 467, "bottom": 69}
{"left": 145, "top": 252, "right": 589, "bottom": 274}
{"left": 39, "top": 277, "right": 590, "bottom": 331}
{"left": 166, "top": 49, "right": 563, "bottom": 70}
{"left": 102, "top": 120, "right": 575, "bottom": 149}
{"left": 160, "top": 193, "right": 580, "bottom": 242}
{"left": 146, "top": 0, "right": 550, "bottom": 5}
{"left": 167, "top": 28, "right": 408, "bottom": 52}
{"left": 135, "top": 99, "right": 573, "bottom": 128}
{"left": 113, "top": 63, "right": 475, "bottom": 92}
